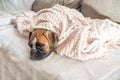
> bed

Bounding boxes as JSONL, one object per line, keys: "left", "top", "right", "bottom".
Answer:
{"left": 0, "top": 0, "right": 120, "bottom": 80}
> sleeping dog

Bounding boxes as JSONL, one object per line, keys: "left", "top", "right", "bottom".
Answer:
{"left": 28, "top": 29, "right": 58, "bottom": 60}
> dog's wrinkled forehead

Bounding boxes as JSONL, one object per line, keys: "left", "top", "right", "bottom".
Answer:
{"left": 29, "top": 29, "right": 46, "bottom": 42}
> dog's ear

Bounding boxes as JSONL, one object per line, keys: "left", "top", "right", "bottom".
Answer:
{"left": 49, "top": 31, "right": 58, "bottom": 50}
{"left": 29, "top": 32, "right": 32, "bottom": 40}
{"left": 45, "top": 31, "right": 58, "bottom": 50}
{"left": 51, "top": 32, "right": 58, "bottom": 45}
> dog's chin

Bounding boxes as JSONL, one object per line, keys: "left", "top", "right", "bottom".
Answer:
{"left": 30, "top": 50, "right": 51, "bottom": 60}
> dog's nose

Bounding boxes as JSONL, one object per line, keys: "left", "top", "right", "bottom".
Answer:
{"left": 31, "top": 48, "right": 37, "bottom": 54}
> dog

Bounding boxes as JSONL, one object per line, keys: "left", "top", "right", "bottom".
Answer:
{"left": 28, "top": 29, "right": 58, "bottom": 60}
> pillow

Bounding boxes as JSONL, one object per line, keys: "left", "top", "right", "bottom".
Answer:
{"left": 32, "top": 0, "right": 82, "bottom": 11}
{"left": 0, "top": 0, "right": 35, "bottom": 14}
{"left": 81, "top": 0, "right": 120, "bottom": 23}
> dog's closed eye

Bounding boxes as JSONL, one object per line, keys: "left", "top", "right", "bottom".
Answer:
{"left": 36, "top": 42, "right": 45, "bottom": 49}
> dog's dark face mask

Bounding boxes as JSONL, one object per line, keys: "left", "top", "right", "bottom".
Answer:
{"left": 28, "top": 29, "right": 58, "bottom": 60}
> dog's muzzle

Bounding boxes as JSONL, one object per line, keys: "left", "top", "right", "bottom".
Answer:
{"left": 30, "top": 48, "right": 51, "bottom": 60}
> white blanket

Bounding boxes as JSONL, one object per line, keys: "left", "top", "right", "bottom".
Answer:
{"left": 12, "top": 4, "right": 120, "bottom": 61}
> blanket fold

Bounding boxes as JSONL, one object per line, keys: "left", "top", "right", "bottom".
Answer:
{"left": 12, "top": 4, "right": 120, "bottom": 61}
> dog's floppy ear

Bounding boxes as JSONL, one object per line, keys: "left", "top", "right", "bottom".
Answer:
{"left": 46, "top": 31, "right": 58, "bottom": 50}
{"left": 51, "top": 32, "right": 58, "bottom": 45}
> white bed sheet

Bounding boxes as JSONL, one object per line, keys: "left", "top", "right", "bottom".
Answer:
{"left": 0, "top": 11, "right": 120, "bottom": 80}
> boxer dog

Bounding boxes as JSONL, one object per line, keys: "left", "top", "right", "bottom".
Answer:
{"left": 28, "top": 29, "right": 58, "bottom": 60}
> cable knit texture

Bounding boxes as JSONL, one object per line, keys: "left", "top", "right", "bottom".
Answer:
{"left": 12, "top": 4, "right": 120, "bottom": 61}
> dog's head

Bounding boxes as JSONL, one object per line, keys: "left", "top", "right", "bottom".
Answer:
{"left": 28, "top": 29, "right": 58, "bottom": 60}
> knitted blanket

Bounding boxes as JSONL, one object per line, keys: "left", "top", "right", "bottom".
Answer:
{"left": 12, "top": 4, "right": 120, "bottom": 61}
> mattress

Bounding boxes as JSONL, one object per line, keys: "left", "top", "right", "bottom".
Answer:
{"left": 0, "top": 11, "right": 120, "bottom": 80}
